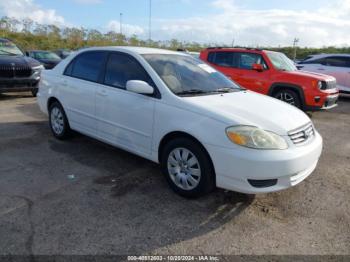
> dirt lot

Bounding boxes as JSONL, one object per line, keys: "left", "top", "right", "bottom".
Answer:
{"left": 0, "top": 93, "right": 349, "bottom": 257}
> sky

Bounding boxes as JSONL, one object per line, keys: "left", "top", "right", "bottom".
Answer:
{"left": 0, "top": 0, "right": 349, "bottom": 47}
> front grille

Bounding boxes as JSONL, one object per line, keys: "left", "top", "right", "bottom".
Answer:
{"left": 288, "top": 123, "right": 315, "bottom": 145}
{"left": 321, "top": 80, "right": 337, "bottom": 90}
{"left": 0, "top": 65, "right": 32, "bottom": 78}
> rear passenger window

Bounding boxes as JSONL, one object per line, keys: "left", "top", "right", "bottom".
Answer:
{"left": 301, "top": 58, "right": 326, "bottom": 65}
{"left": 104, "top": 53, "right": 151, "bottom": 89}
{"left": 208, "top": 52, "right": 237, "bottom": 67}
{"left": 66, "top": 51, "right": 107, "bottom": 82}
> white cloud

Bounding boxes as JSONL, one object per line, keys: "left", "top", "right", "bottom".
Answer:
{"left": 107, "top": 20, "right": 144, "bottom": 36}
{"left": 151, "top": 0, "right": 350, "bottom": 47}
{"left": 0, "top": 0, "right": 66, "bottom": 26}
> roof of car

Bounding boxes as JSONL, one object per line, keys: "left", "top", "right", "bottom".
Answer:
{"left": 204, "top": 47, "right": 265, "bottom": 52}
{"left": 78, "top": 46, "right": 187, "bottom": 55}
{"left": 306, "top": 53, "right": 350, "bottom": 59}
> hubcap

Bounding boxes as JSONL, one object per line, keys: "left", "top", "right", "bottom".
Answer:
{"left": 278, "top": 92, "right": 295, "bottom": 105}
{"left": 50, "top": 107, "right": 64, "bottom": 135}
{"left": 167, "top": 148, "right": 201, "bottom": 191}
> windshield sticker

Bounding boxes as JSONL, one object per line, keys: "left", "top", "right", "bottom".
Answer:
{"left": 198, "top": 64, "right": 217, "bottom": 74}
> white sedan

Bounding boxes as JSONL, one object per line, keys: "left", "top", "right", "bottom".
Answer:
{"left": 37, "top": 47, "right": 323, "bottom": 198}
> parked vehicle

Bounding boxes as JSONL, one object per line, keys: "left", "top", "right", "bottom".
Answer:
{"left": 200, "top": 47, "right": 339, "bottom": 110}
{"left": 297, "top": 54, "right": 350, "bottom": 94}
{"left": 177, "top": 49, "right": 200, "bottom": 59}
{"left": 37, "top": 47, "right": 323, "bottom": 198}
{"left": 53, "top": 49, "right": 72, "bottom": 59}
{"left": 0, "top": 38, "right": 43, "bottom": 97}
{"left": 26, "top": 50, "right": 62, "bottom": 69}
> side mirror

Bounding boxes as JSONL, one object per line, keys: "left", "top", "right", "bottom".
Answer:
{"left": 126, "top": 80, "right": 154, "bottom": 95}
{"left": 252, "top": 63, "right": 264, "bottom": 72}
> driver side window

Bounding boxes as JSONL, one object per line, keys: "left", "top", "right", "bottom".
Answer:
{"left": 103, "top": 53, "right": 152, "bottom": 89}
{"left": 237, "top": 52, "right": 268, "bottom": 70}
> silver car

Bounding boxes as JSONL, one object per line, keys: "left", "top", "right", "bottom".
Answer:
{"left": 297, "top": 54, "right": 350, "bottom": 94}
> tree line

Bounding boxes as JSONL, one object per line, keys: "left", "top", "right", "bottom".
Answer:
{"left": 1, "top": 16, "right": 349, "bottom": 59}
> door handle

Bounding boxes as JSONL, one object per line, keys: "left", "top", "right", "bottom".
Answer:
{"left": 317, "top": 68, "right": 325, "bottom": 71}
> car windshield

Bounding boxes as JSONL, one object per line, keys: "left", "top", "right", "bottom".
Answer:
{"left": 0, "top": 39, "right": 23, "bottom": 56}
{"left": 266, "top": 51, "right": 297, "bottom": 71}
{"left": 34, "top": 51, "right": 61, "bottom": 60}
{"left": 143, "top": 54, "right": 242, "bottom": 96}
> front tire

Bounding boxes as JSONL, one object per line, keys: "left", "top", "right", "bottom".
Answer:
{"left": 273, "top": 89, "right": 302, "bottom": 109}
{"left": 49, "top": 102, "right": 71, "bottom": 140}
{"left": 160, "top": 137, "right": 215, "bottom": 198}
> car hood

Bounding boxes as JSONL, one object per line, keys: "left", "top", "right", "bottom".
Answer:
{"left": 182, "top": 91, "right": 311, "bottom": 135}
{"left": 0, "top": 55, "right": 41, "bottom": 67}
{"left": 282, "top": 70, "right": 335, "bottom": 81}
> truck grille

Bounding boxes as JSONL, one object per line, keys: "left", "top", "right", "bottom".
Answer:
{"left": 0, "top": 65, "right": 32, "bottom": 78}
{"left": 288, "top": 123, "right": 315, "bottom": 145}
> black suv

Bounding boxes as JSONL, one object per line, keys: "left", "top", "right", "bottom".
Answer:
{"left": 0, "top": 38, "right": 43, "bottom": 97}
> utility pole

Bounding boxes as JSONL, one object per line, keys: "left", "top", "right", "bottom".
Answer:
{"left": 293, "top": 38, "right": 299, "bottom": 61}
{"left": 120, "top": 13, "right": 123, "bottom": 35}
{"left": 149, "top": 0, "right": 152, "bottom": 45}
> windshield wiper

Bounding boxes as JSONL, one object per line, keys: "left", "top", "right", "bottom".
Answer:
{"left": 176, "top": 89, "right": 208, "bottom": 96}
{"left": 212, "top": 87, "right": 235, "bottom": 93}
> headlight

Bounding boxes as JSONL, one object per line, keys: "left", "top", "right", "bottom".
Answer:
{"left": 226, "top": 126, "right": 288, "bottom": 150}
{"left": 32, "top": 65, "right": 44, "bottom": 76}
{"left": 33, "top": 65, "right": 44, "bottom": 72}
{"left": 317, "top": 81, "right": 323, "bottom": 90}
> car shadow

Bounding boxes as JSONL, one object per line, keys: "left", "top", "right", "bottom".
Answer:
{"left": 46, "top": 132, "right": 255, "bottom": 254}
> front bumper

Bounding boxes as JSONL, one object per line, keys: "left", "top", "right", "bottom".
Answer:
{"left": 206, "top": 131, "right": 323, "bottom": 194}
{"left": 321, "top": 94, "right": 339, "bottom": 109}
{"left": 0, "top": 77, "right": 40, "bottom": 93}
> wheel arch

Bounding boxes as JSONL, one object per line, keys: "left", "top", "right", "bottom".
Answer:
{"left": 47, "top": 96, "right": 61, "bottom": 111}
{"left": 47, "top": 97, "right": 71, "bottom": 127}
{"left": 158, "top": 131, "right": 216, "bottom": 180}
{"left": 268, "top": 83, "right": 306, "bottom": 109}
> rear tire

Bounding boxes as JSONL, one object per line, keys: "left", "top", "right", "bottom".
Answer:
{"left": 160, "top": 137, "right": 215, "bottom": 198}
{"left": 273, "top": 89, "right": 302, "bottom": 109}
{"left": 49, "top": 102, "right": 71, "bottom": 140}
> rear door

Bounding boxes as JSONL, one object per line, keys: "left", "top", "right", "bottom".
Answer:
{"left": 207, "top": 51, "right": 238, "bottom": 79}
{"left": 61, "top": 51, "right": 107, "bottom": 135}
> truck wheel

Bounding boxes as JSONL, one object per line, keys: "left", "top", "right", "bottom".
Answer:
{"left": 273, "top": 89, "right": 302, "bottom": 109}
{"left": 160, "top": 137, "right": 215, "bottom": 198}
{"left": 49, "top": 102, "right": 71, "bottom": 140}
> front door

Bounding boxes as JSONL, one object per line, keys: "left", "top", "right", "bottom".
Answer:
{"left": 95, "top": 52, "right": 156, "bottom": 157}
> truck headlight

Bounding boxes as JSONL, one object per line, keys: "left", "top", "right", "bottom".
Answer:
{"left": 226, "top": 126, "right": 288, "bottom": 150}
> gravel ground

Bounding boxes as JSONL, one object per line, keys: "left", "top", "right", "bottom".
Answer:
{"left": 0, "top": 92, "right": 349, "bottom": 257}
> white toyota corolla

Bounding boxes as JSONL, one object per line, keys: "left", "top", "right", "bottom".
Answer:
{"left": 37, "top": 47, "right": 323, "bottom": 198}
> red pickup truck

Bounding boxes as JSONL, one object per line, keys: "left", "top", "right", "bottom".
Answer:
{"left": 200, "top": 47, "right": 339, "bottom": 110}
